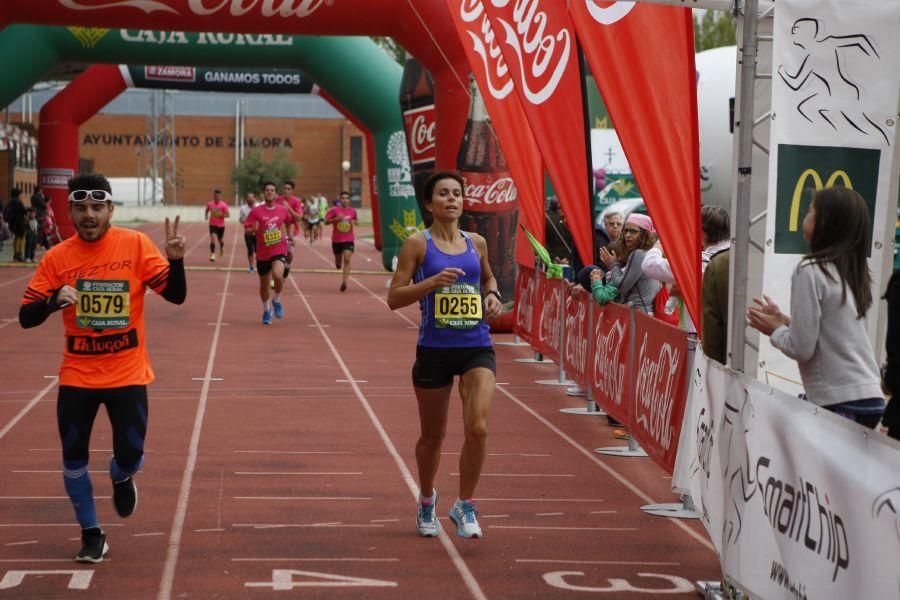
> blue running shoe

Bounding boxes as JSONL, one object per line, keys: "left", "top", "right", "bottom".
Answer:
{"left": 416, "top": 490, "right": 439, "bottom": 537}
{"left": 273, "top": 300, "right": 283, "bottom": 319}
{"left": 262, "top": 310, "right": 272, "bottom": 325}
{"left": 449, "top": 499, "right": 482, "bottom": 538}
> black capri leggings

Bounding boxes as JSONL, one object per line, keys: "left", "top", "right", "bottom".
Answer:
{"left": 57, "top": 385, "right": 148, "bottom": 469}
{"left": 244, "top": 232, "right": 257, "bottom": 257}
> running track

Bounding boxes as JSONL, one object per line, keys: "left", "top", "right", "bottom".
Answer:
{"left": 0, "top": 222, "right": 719, "bottom": 598}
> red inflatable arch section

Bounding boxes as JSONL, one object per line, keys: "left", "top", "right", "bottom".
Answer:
{"left": 1, "top": 0, "right": 471, "bottom": 231}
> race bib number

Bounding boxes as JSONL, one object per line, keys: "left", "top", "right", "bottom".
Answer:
{"left": 336, "top": 221, "right": 352, "bottom": 233}
{"left": 263, "top": 228, "right": 283, "bottom": 246}
{"left": 435, "top": 283, "right": 482, "bottom": 329}
{"left": 76, "top": 279, "right": 130, "bottom": 329}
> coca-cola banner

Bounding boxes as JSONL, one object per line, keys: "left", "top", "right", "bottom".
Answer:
{"left": 629, "top": 311, "right": 689, "bottom": 474}
{"left": 533, "top": 273, "right": 564, "bottom": 362}
{"left": 480, "top": 0, "right": 593, "bottom": 266}
{"left": 513, "top": 265, "right": 538, "bottom": 346}
{"left": 446, "top": 0, "right": 546, "bottom": 256}
{"left": 569, "top": 1, "right": 702, "bottom": 328}
{"left": 589, "top": 302, "right": 631, "bottom": 425}
{"left": 562, "top": 286, "right": 592, "bottom": 388}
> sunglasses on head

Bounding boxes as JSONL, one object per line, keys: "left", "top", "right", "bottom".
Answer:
{"left": 68, "top": 190, "right": 113, "bottom": 202}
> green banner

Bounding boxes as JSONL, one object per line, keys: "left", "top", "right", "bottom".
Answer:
{"left": 126, "top": 66, "right": 314, "bottom": 94}
{"left": 774, "top": 143, "right": 880, "bottom": 254}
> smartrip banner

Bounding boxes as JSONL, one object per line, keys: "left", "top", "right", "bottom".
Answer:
{"left": 446, "top": 0, "right": 545, "bottom": 257}
{"left": 589, "top": 302, "right": 632, "bottom": 425}
{"left": 629, "top": 311, "right": 689, "bottom": 474}
{"left": 760, "top": 0, "right": 900, "bottom": 393}
{"left": 480, "top": 0, "right": 593, "bottom": 265}
{"left": 534, "top": 273, "right": 564, "bottom": 362}
{"left": 514, "top": 265, "right": 538, "bottom": 346}
{"left": 568, "top": 0, "right": 702, "bottom": 330}
{"left": 563, "top": 287, "right": 592, "bottom": 386}
{"left": 685, "top": 352, "right": 900, "bottom": 599}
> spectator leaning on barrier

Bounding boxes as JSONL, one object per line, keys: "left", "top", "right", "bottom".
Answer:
{"left": 701, "top": 249, "right": 730, "bottom": 364}
{"left": 599, "top": 213, "right": 660, "bottom": 314}
{"left": 642, "top": 205, "right": 731, "bottom": 331}
{"left": 747, "top": 187, "right": 884, "bottom": 429}
{"left": 881, "top": 268, "right": 900, "bottom": 440}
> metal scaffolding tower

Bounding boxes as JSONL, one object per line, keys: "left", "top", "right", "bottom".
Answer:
{"left": 142, "top": 90, "right": 178, "bottom": 205}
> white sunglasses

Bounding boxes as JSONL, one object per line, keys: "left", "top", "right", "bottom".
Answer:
{"left": 68, "top": 189, "right": 113, "bottom": 202}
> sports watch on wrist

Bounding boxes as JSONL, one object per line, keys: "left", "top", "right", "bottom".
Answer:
{"left": 486, "top": 289, "right": 502, "bottom": 302}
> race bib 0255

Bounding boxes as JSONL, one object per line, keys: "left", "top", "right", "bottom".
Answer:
{"left": 435, "top": 283, "right": 482, "bottom": 329}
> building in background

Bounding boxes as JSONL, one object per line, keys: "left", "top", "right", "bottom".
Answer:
{"left": 6, "top": 86, "right": 370, "bottom": 206}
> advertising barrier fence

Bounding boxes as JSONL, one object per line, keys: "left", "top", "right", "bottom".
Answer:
{"left": 513, "top": 268, "right": 900, "bottom": 596}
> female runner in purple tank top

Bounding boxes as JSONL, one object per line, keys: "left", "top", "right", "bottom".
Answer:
{"left": 388, "top": 171, "right": 503, "bottom": 540}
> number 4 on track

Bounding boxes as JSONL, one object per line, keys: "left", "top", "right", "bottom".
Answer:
{"left": 245, "top": 569, "right": 397, "bottom": 590}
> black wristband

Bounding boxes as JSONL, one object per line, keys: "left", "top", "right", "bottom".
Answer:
{"left": 486, "top": 289, "right": 502, "bottom": 302}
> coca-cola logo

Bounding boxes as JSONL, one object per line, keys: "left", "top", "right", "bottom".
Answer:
{"left": 486, "top": 0, "right": 572, "bottom": 105}
{"left": 563, "top": 293, "right": 589, "bottom": 380}
{"left": 633, "top": 333, "right": 680, "bottom": 452}
{"left": 58, "top": 0, "right": 326, "bottom": 18}
{"left": 592, "top": 309, "right": 627, "bottom": 407}
{"left": 515, "top": 271, "right": 536, "bottom": 334}
{"left": 585, "top": 0, "right": 636, "bottom": 26}
{"left": 464, "top": 177, "right": 517, "bottom": 207}
{"left": 459, "top": 0, "right": 514, "bottom": 100}
{"left": 406, "top": 112, "right": 436, "bottom": 157}
{"left": 538, "top": 284, "right": 561, "bottom": 349}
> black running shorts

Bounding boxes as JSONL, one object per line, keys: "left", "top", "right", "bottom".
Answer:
{"left": 332, "top": 241, "right": 355, "bottom": 255}
{"left": 412, "top": 346, "right": 496, "bottom": 389}
{"left": 257, "top": 254, "right": 287, "bottom": 277}
{"left": 208, "top": 225, "right": 225, "bottom": 240}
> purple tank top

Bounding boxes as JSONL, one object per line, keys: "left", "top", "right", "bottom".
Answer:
{"left": 414, "top": 230, "right": 492, "bottom": 348}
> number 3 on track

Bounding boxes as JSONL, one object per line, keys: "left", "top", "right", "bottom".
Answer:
{"left": 543, "top": 571, "right": 693, "bottom": 594}
{"left": 245, "top": 569, "right": 397, "bottom": 590}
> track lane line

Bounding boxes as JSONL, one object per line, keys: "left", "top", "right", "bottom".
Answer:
{"left": 0, "top": 377, "right": 57, "bottom": 443}
{"left": 287, "top": 275, "right": 488, "bottom": 600}
{"left": 157, "top": 229, "right": 238, "bottom": 600}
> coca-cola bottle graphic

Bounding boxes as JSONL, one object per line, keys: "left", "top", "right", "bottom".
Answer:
{"left": 457, "top": 74, "right": 518, "bottom": 302}
{"left": 399, "top": 55, "right": 437, "bottom": 227}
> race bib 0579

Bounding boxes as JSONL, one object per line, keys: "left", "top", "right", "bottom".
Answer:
{"left": 76, "top": 279, "right": 130, "bottom": 329}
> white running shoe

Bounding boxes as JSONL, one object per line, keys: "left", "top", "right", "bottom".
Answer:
{"left": 449, "top": 498, "right": 482, "bottom": 538}
{"left": 416, "top": 491, "right": 439, "bottom": 537}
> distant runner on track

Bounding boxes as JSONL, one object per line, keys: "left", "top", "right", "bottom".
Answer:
{"left": 18, "top": 173, "right": 187, "bottom": 563}
{"left": 239, "top": 192, "right": 258, "bottom": 272}
{"left": 325, "top": 191, "right": 358, "bottom": 292}
{"left": 245, "top": 181, "right": 292, "bottom": 325}
{"left": 204, "top": 188, "right": 229, "bottom": 262}
{"left": 387, "top": 171, "right": 503, "bottom": 539}
{"left": 278, "top": 181, "right": 304, "bottom": 279}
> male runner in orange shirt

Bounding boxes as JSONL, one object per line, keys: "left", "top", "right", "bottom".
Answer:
{"left": 19, "top": 173, "right": 187, "bottom": 563}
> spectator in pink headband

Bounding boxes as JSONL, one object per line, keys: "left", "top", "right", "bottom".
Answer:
{"left": 625, "top": 213, "right": 655, "bottom": 235}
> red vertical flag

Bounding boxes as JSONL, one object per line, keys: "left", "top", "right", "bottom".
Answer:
{"left": 569, "top": 1, "right": 702, "bottom": 328}
{"left": 445, "top": 0, "right": 545, "bottom": 258}
{"left": 480, "top": 0, "right": 594, "bottom": 266}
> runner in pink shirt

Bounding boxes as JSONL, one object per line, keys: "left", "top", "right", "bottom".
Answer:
{"left": 277, "top": 180, "right": 303, "bottom": 279}
{"left": 204, "top": 189, "right": 230, "bottom": 262}
{"left": 325, "top": 191, "right": 359, "bottom": 292}
{"left": 244, "top": 181, "right": 292, "bottom": 325}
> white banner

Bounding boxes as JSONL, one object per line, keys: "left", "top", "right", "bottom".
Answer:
{"left": 685, "top": 351, "right": 900, "bottom": 599}
{"left": 760, "top": 0, "right": 900, "bottom": 393}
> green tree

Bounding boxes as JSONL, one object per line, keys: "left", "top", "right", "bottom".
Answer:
{"left": 231, "top": 149, "right": 298, "bottom": 198}
{"left": 370, "top": 36, "right": 405, "bottom": 65}
{"left": 695, "top": 11, "right": 736, "bottom": 52}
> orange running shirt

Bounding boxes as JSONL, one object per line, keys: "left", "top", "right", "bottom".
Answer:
{"left": 21, "top": 227, "right": 170, "bottom": 388}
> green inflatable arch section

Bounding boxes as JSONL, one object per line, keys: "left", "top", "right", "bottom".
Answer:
{"left": 0, "top": 24, "right": 421, "bottom": 270}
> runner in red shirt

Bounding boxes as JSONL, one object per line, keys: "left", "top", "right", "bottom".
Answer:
{"left": 18, "top": 173, "right": 187, "bottom": 563}
{"left": 277, "top": 180, "right": 304, "bottom": 279}
{"left": 204, "top": 188, "right": 230, "bottom": 262}
{"left": 325, "top": 191, "right": 359, "bottom": 292}
{"left": 245, "top": 181, "right": 292, "bottom": 324}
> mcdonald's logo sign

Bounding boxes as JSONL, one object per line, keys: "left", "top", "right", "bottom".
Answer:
{"left": 774, "top": 144, "right": 880, "bottom": 254}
